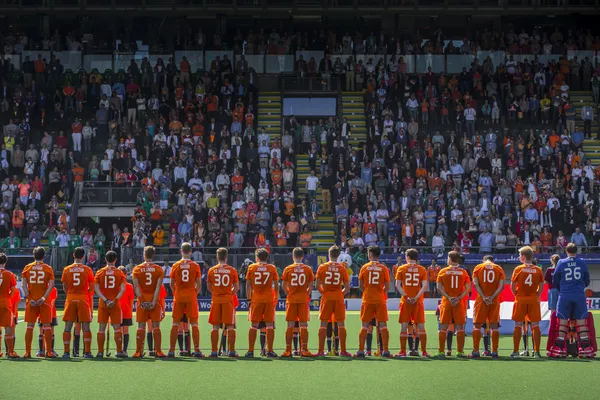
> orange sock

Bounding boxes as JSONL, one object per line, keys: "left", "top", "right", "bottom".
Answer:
{"left": 491, "top": 329, "right": 500, "bottom": 353}
{"left": 25, "top": 326, "right": 33, "bottom": 354}
{"left": 456, "top": 330, "right": 465, "bottom": 353}
{"left": 438, "top": 330, "right": 446, "bottom": 353}
{"left": 472, "top": 328, "right": 482, "bottom": 352}
{"left": 136, "top": 328, "right": 145, "bottom": 353}
{"left": 532, "top": 325, "right": 541, "bottom": 352}
{"left": 115, "top": 329, "right": 123, "bottom": 353}
{"left": 63, "top": 331, "right": 71, "bottom": 354}
{"left": 248, "top": 327, "right": 257, "bottom": 352}
{"left": 338, "top": 326, "right": 347, "bottom": 353}
{"left": 400, "top": 333, "right": 408, "bottom": 353}
{"left": 83, "top": 331, "right": 92, "bottom": 353}
{"left": 44, "top": 327, "right": 53, "bottom": 354}
{"left": 228, "top": 329, "right": 236, "bottom": 352}
{"left": 169, "top": 325, "right": 179, "bottom": 352}
{"left": 513, "top": 326, "right": 522, "bottom": 352}
{"left": 285, "top": 327, "right": 294, "bottom": 351}
{"left": 153, "top": 328, "right": 162, "bottom": 353}
{"left": 318, "top": 327, "right": 327, "bottom": 353}
{"left": 300, "top": 328, "right": 309, "bottom": 352}
{"left": 266, "top": 327, "right": 275, "bottom": 352}
{"left": 192, "top": 325, "right": 200, "bottom": 351}
{"left": 211, "top": 329, "right": 219, "bottom": 352}
{"left": 358, "top": 328, "right": 368, "bottom": 352}
{"left": 380, "top": 328, "right": 389, "bottom": 352}
{"left": 97, "top": 331, "right": 106, "bottom": 353}
{"left": 419, "top": 332, "right": 427, "bottom": 353}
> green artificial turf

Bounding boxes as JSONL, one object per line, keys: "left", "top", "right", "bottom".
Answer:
{"left": 3, "top": 311, "right": 600, "bottom": 400}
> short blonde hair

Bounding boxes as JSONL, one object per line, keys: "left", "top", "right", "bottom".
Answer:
{"left": 519, "top": 246, "right": 534, "bottom": 263}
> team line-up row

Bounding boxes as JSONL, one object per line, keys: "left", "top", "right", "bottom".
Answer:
{"left": 0, "top": 243, "right": 595, "bottom": 360}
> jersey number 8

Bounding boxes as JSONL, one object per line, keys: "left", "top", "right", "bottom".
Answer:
{"left": 181, "top": 269, "right": 189, "bottom": 282}
{"left": 214, "top": 274, "right": 231, "bottom": 287}
{"left": 29, "top": 270, "right": 45, "bottom": 284}
{"left": 324, "top": 271, "right": 340, "bottom": 285}
{"left": 291, "top": 273, "right": 306, "bottom": 286}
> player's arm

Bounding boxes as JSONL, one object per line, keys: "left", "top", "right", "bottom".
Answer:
{"left": 415, "top": 278, "right": 428, "bottom": 300}
{"left": 437, "top": 281, "right": 452, "bottom": 302}
{"left": 395, "top": 278, "right": 405, "bottom": 297}
{"left": 306, "top": 275, "right": 314, "bottom": 297}
{"left": 490, "top": 277, "right": 504, "bottom": 301}
{"left": 133, "top": 277, "right": 142, "bottom": 298}
{"left": 473, "top": 275, "right": 486, "bottom": 299}
{"left": 87, "top": 270, "right": 95, "bottom": 297}
{"left": 552, "top": 265, "right": 562, "bottom": 291}
{"left": 195, "top": 275, "right": 202, "bottom": 294}
{"left": 94, "top": 283, "right": 107, "bottom": 302}
{"left": 40, "top": 278, "right": 55, "bottom": 305}
{"left": 151, "top": 276, "right": 164, "bottom": 307}
{"left": 22, "top": 274, "right": 29, "bottom": 299}
{"left": 232, "top": 279, "right": 239, "bottom": 295}
{"left": 281, "top": 278, "right": 289, "bottom": 294}
{"left": 115, "top": 282, "right": 126, "bottom": 301}
{"left": 246, "top": 278, "right": 252, "bottom": 300}
{"left": 61, "top": 272, "right": 69, "bottom": 295}
{"left": 583, "top": 264, "right": 591, "bottom": 287}
{"left": 273, "top": 276, "right": 279, "bottom": 296}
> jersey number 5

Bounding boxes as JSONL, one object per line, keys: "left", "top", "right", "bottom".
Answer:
{"left": 72, "top": 272, "right": 81, "bottom": 286}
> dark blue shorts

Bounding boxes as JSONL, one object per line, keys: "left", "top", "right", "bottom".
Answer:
{"left": 556, "top": 294, "right": 589, "bottom": 320}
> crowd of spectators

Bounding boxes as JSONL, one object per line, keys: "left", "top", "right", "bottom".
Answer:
{"left": 3, "top": 24, "right": 600, "bottom": 266}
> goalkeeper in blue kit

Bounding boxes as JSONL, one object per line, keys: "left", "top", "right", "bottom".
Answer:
{"left": 548, "top": 243, "right": 594, "bottom": 358}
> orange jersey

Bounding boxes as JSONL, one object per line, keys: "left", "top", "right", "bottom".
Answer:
{"left": 62, "top": 263, "right": 95, "bottom": 300}
{"left": 247, "top": 262, "right": 279, "bottom": 303}
{"left": 394, "top": 263, "right": 428, "bottom": 300}
{"left": 119, "top": 283, "right": 135, "bottom": 318}
{"left": 0, "top": 268, "right": 17, "bottom": 305}
{"left": 170, "top": 259, "right": 202, "bottom": 302}
{"left": 472, "top": 262, "right": 505, "bottom": 300}
{"left": 316, "top": 261, "right": 349, "bottom": 301}
{"left": 437, "top": 266, "right": 471, "bottom": 298}
{"left": 132, "top": 262, "right": 164, "bottom": 301}
{"left": 11, "top": 289, "right": 20, "bottom": 315}
{"left": 281, "top": 263, "right": 314, "bottom": 303}
{"left": 207, "top": 264, "right": 239, "bottom": 304}
{"left": 22, "top": 261, "right": 55, "bottom": 301}
{"left": 358, "top": 261, "right": 390, "bottom": 304}
{"left": 94, "top": 266, "right": 127, "bottom": 300}
{"left": 511, "top": 264, "right": 544, "bottom": 302}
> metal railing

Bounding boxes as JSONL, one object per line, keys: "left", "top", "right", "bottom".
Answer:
{"left": 80, "top": 181, "right": 143, "bottom": 206}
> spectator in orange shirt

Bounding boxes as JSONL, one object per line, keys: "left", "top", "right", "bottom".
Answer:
{"left": 12, "top": 204, "right": 25, "bottom": 237}
{"left": 73, "top": 162, "right": 85, "bottom": 200}
{"left": 179, "top": 56, "right": 191, "bottom": 84}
